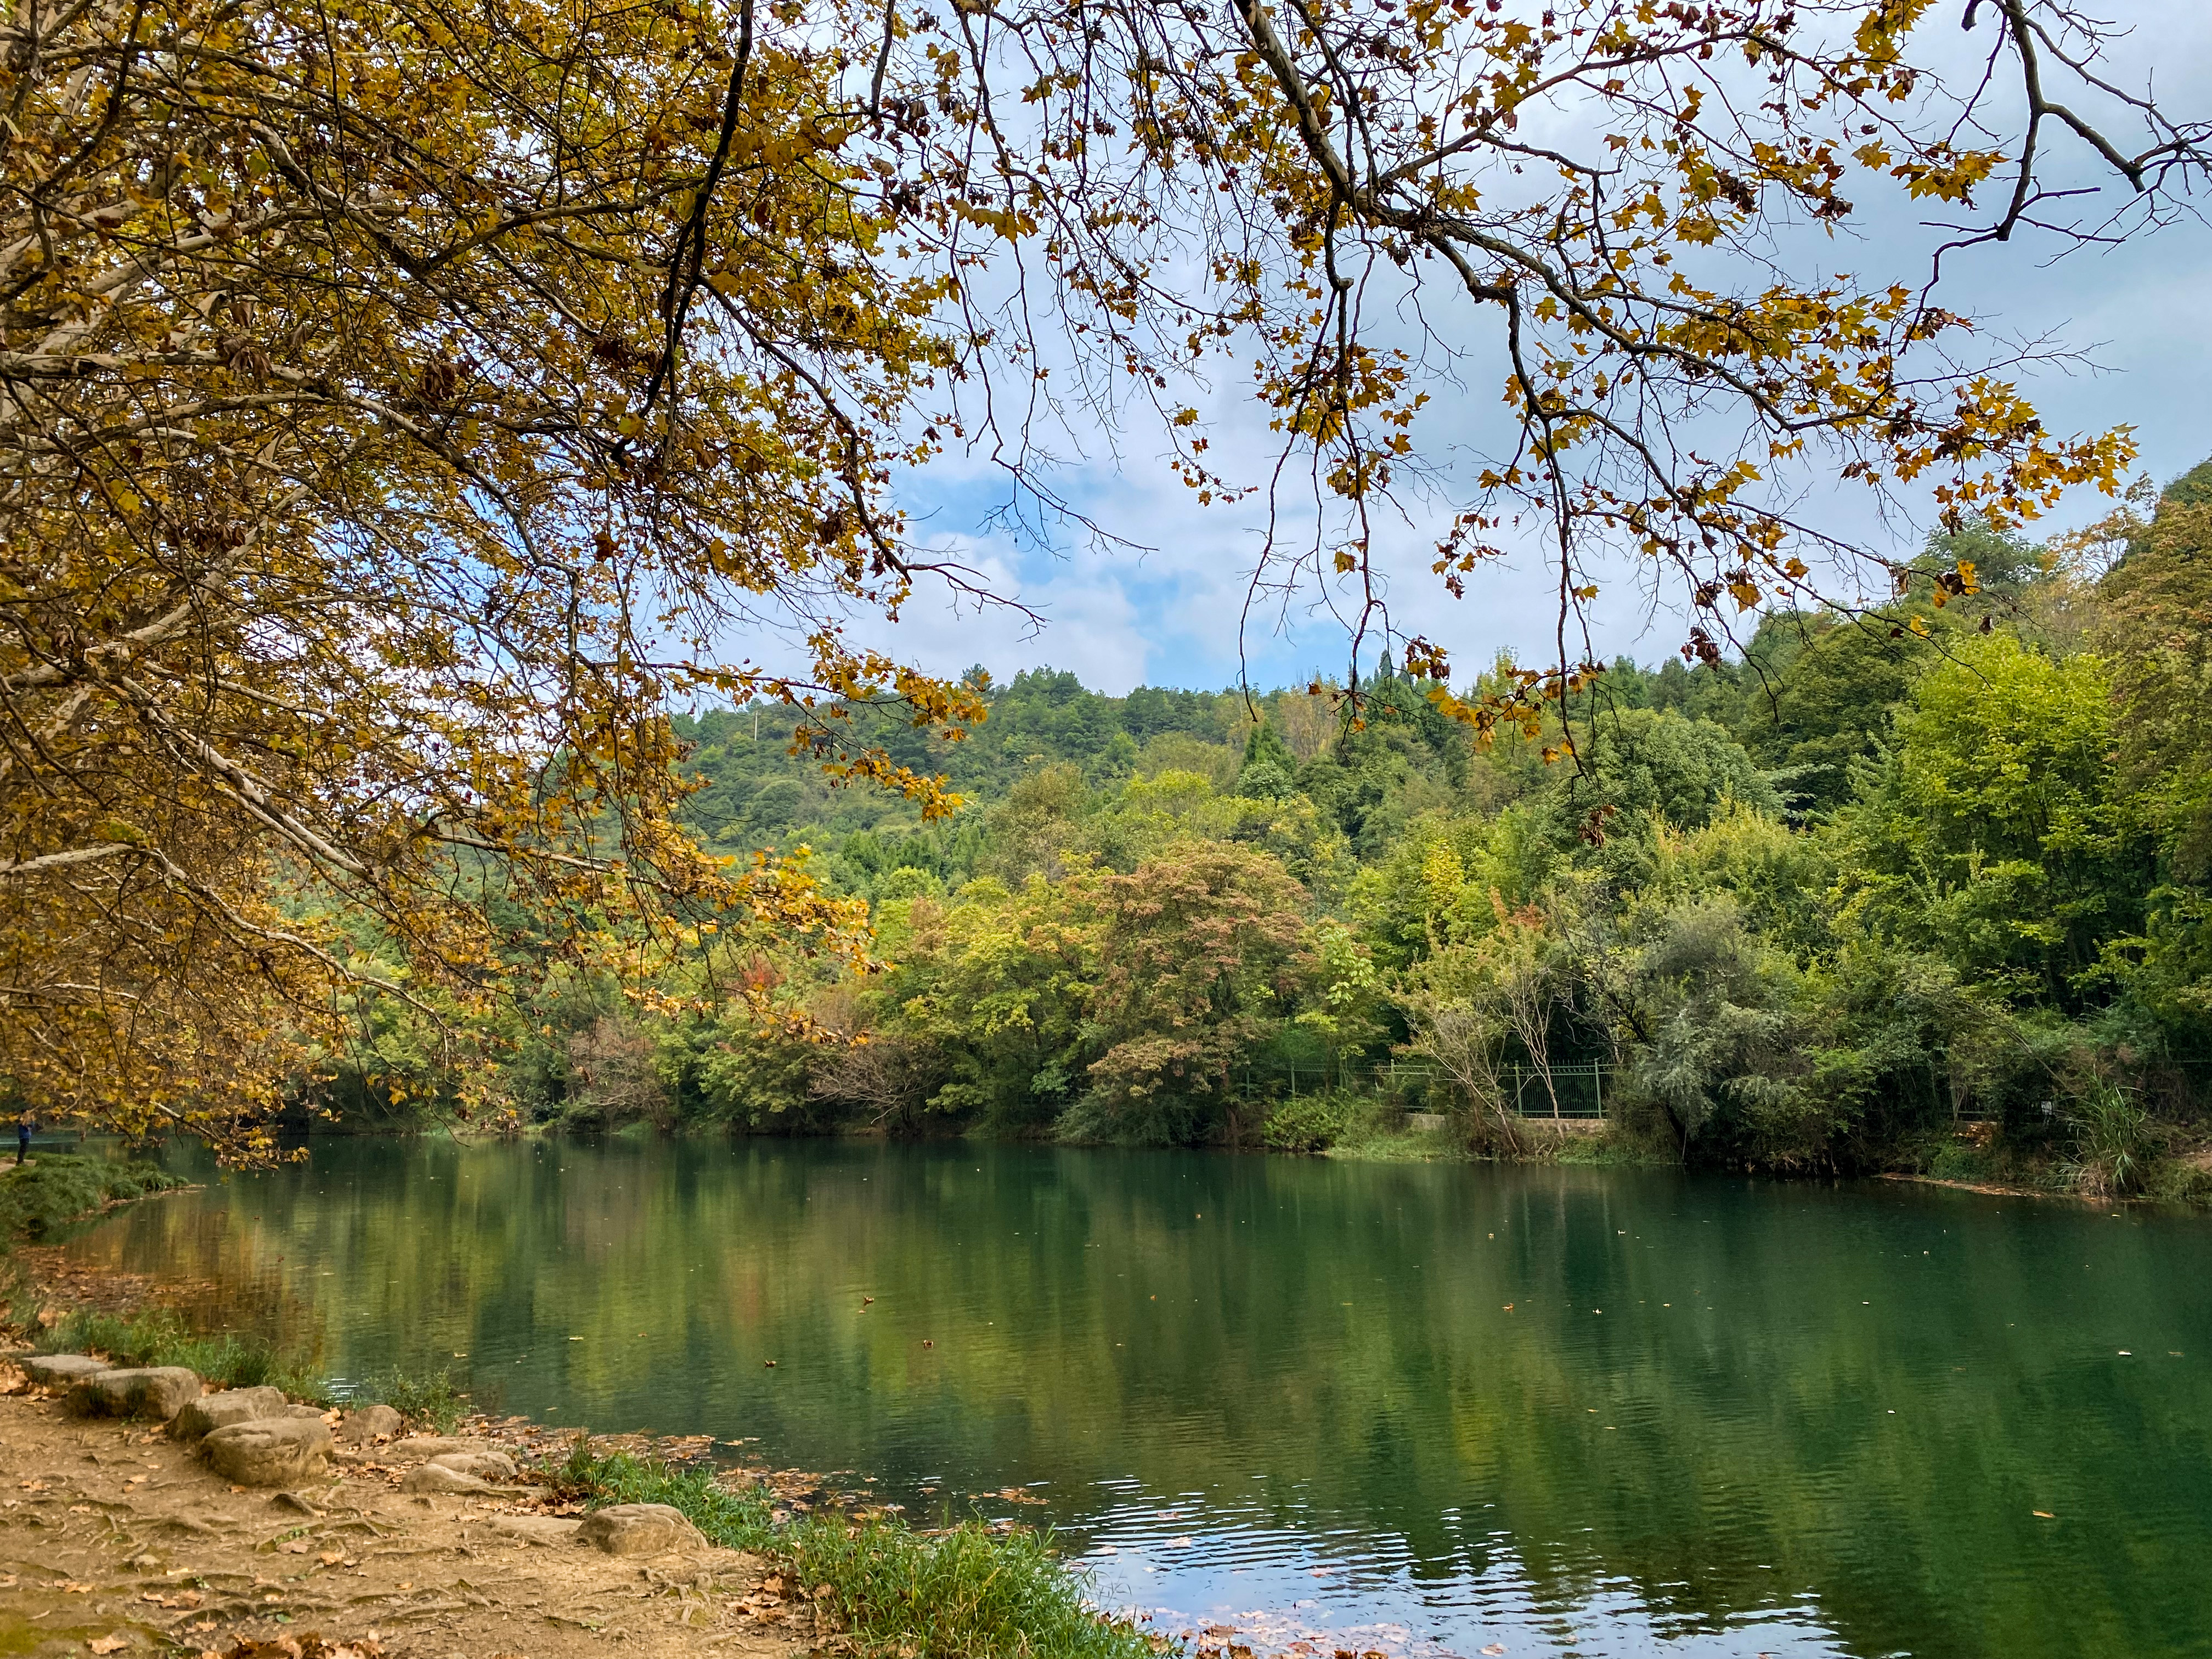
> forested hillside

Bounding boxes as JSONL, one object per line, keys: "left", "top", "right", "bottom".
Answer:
{"left": 344, "top": 471, "right": 2212, "bottom": 1201}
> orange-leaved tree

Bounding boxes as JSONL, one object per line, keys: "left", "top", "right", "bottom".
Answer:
{"left": 0, "top": 0, "right": 995, "bottom": 1150}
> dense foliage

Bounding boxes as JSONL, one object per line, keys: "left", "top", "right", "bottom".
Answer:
{"left": 336, "top": 467, "right": 2207, "bottom": 1201}
{"left": 8, "top": 0, "right": 2202, "bottom": 1158}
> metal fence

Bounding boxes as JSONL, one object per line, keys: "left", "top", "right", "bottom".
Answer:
{"left": 1235, "top": 1056, "right": 1612, "bottom": 1120}
{"left": 1239, "top": 1052, "right": 2212, "bottom": 1127}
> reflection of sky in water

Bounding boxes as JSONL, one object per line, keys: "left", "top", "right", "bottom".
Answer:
{"left": 64, "top": 1139, "right": 2212, "bottom": 1659}
{"left": 1049, "top": 1481, "right": 1852, "bottom": 1659}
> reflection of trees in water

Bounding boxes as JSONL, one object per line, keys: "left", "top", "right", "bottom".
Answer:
{"left": 64, "top": 1142, "right": 2212, "bottom": 1659}
{"left": 62, "top": 1192, "right": 329, "bottom": 1372}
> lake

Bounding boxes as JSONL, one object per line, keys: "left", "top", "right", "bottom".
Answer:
{"left": 58, "top": 1137, "right": 2212, "bottom": 1659}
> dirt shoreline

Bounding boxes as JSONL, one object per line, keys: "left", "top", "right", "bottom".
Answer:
{"left": 0, "top": 1363, "right": 835, "bottom": 1659}
{"left": 1872, "top": 1171, "right": 2111, "bottom": 1204}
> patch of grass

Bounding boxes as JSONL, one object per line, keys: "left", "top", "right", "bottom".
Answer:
{"left": 1322, "top": 1128, "right": 1470, "bottom": 1163}
{"left": 1311, "top": 1097, "right": 1472, "bottom": 1163}
{"left": 0, "top": 1155, "right": 179, "bottom": 1244}
{"left": 1549, "top": 1131, "right": 1657, "bottom": 1166}
{"left": 44, "top": 1306, "right": 329, "bottom": 1402}
{"left": 353, "top": 1365, "right": 470, "bottom": 1433}
{"left": 2141, "top": 1152, "right": 2212, "bottom": 1206}
{"left": 550, "top": 1442, "right": 1166, "bottom": 1659}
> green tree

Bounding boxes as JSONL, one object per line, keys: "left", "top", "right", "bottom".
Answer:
{"left": 1829, "top": 635, "right": 2152, "bottom": 1011}
{"left": 1731, "top": 616, "right": 1932, "bottom": 816}
{"left": 1536, "top": 708, "right": 1780, "bottom": 883}
{"left": 1238, "top": 721, "right": 1298, "bottom": 799}
{"left": 2074, "top": 460, "right": 2212, "bottom": 1046}
{"left": 1611, "top": 895, "right": 1820, "bottom": 1165}
{"left": 876, "top": 878, "right": 1102, "bottom": 1133}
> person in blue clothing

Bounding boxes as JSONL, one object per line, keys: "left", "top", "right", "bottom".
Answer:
{"left": 14, "top": 1113, "right": 29, "bottom": 1166}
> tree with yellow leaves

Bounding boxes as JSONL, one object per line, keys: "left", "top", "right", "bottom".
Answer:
{"left": 0, "top": 0, "right": 985, "bottom": 1148}
{"left": 922, "top": 0, "right": 2200, "bottom": 709}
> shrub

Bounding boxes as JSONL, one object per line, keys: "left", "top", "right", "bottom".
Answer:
{"left": 1259, "top": 1094, "right": 1355, "bottom": 1152}
{"left": 0, "top": 1155, "right": 179, "bottom": 1244}
{"left": 1925, "top": 1139, "right": 1991, "bottom": 1184}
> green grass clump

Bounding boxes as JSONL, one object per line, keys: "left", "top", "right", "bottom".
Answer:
{"left": 0, "top": 1155, "right": 179, "bottom": 1244}
{"left": 353, "top": 1365, "right": 470, "bottom": 1432}
{"left": 45, "top": 1306, "right": 329, "bottom": 1402}
{"left": 550, "top": 1442, "right": 1166, "bottom": 1659}
{"left": 2066, "top": 1081, "right": 2152, "bottom": 1197}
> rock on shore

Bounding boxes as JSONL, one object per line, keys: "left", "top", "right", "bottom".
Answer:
{"left": 171, "top": 1384, "right": 290, "bottom": 1440}
{"left": 201, "top": 1415, "right": 336, "bottom": 1486}
{"left": 338, "top": 1402, "right": 404, "bottom": 1441}
{"left": 22, "top": 1353, "right": 110, "bottom": 1387}
{"left": 67, "top": 1364, "right": 200, "bottom": 1420}
{"left": 576, "top": 1503, "right": 708, "bottom": 1555}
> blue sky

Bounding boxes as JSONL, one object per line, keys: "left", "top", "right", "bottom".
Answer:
{"left": 831, "top": 9, "right": 2212, "bottom": 698}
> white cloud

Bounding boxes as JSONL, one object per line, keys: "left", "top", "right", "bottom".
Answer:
{"left": 769, "top": 3, "right": 2212, "bottom": 697}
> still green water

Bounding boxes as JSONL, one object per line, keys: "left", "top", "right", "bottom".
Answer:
{"left": 61, "top": 1138, "right": 2212, "bottom": 1658}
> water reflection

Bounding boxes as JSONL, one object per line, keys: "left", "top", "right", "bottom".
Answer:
{"left": 63, "top": 1137, "right": 2212, "bottom": 1659}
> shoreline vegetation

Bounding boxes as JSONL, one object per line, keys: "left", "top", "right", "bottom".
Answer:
{"left": 295, "top": 1108, "right": 2212, "bottom": 1211}
{"left": 252, "top": 467, "right": 2212, "bottom": 1212}
{"left": 0, "top": 1101, "right": 2184, "bottom": 1657}
{"left": 2, "top": 1169, "right": 1169, "bottom": 1659}
{"left": 14, "top": 483, "right": 2212, "bottom": 1210}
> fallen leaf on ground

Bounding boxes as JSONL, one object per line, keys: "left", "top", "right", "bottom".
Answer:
{"left": 89, "top": 1636, "right": 130, "bottom": 1653}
